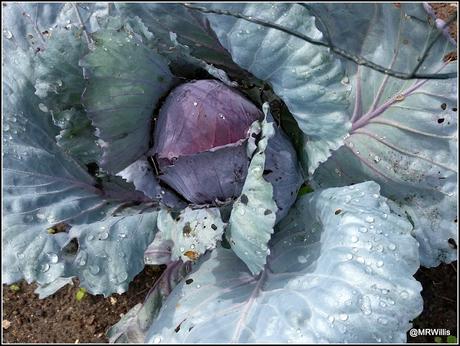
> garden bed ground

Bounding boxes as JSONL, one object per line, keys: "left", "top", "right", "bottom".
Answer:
{"left": 2, "top": 2, "right": 457, "bottom": 344}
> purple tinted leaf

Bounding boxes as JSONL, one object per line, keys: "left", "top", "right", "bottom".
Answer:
{"left": 264, "top": 123, "right": 304, "bottom": 221}
{"left": 118, "top": 157, "right": 185, "bottom": 208}
{"left": 153, "top": 79, "right": 262, "bottom": 162}
{"left": 158, "top": 143, "right": 248, "bottom": 205}
{"left": 144, "top": 231, "right": 173, "bottom": 265}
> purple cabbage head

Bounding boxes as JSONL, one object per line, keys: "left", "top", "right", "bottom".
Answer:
{"left": 152, "top": 79, "right": 303, "bottom": 214}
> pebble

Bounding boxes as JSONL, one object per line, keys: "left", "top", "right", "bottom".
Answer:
{"left": 2, "top": 320, "right": 11, "bottom": 330}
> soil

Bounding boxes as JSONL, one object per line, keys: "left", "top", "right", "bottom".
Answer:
{"left": 2, "top": 3, "right": 458, "bottom": 344}
{"left": 2, "top": 266, "right": 163, "bottom": 343}
{"left": 408, "top": 263, "right": 458, "bottom": 343}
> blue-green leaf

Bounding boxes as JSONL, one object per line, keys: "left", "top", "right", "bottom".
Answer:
{"left": 2, "top": 44, "right": 158, "bottom": 297}
{"left": 227, "top": 106, "right": 278, "bottom": 274}
{"left": 311, "top": 3, "right": 457, "bottom": 267}
{"left": 156, "top": 207, "right": 225, "bottom": 263}
{"left": 114, "top": 3, "right": 244, "bottom": 78}
{"left": 80, "top": 18, "right": 175, "bottom": 173}
{"left": 144, "top": 182, "right": 422, "bottom": 343}
{"left": 34, "top": 27, "right": 100, "bottom": 164}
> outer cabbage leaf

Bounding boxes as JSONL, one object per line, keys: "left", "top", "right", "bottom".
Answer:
{"left": 156, "top": 207, "right": 225, "bottom": 263}
{"left": 204, "top": 3, "right": 351, "bottom": 174}
{"left": 80, "top": 18, "right": 175, "bottom": 173}
{"left": 113, "top": 3, "right": 244, "bottom": 78}
{"left": 311, "top": 3, "right": 457, "bottom": 267}
{"left": 34, "top": 26, "right": 100, "bottom": 164}
{"left": 144, "top": 231, "right": 173, "bottom": 266}
{"left": 3, "top": 45, "right": 158, "bottom": 297}
{"left": 144, "top": 182, "right": 422, "bottom": 343}
{"left": 264, "top": 117, "right": 304, "bottom": 221}
{"left": 2, "top": 2, "right": 107, "bottom": 51}
{"left": 107, "top": 260, "right": 192, "bottom": 343}
{"left": 227, "top": 107, "right": 278, "bottom": 274}
{"left": 34, "top": 277, "right": 74, "bottom": 299}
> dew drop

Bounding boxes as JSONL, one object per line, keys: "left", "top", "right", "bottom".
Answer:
{"left": 341, "top": 76, "right": 349, "bottom": 85}
{"left": 40, "top": 263, "right": 50, "bottom": 272}
{"left": 77, "top": 251, "right": 87, "bottom": 266}
{"left": 373, "top": 155, "right": 381, "bottom": 163}
{"left": 38, "top": 103, "right": 48, "bottom": 113}
{"left": 378, "top": 317, "right": 388, "bottom": 325}
{"left": 328, "top": 315, "right": 335, "bottom": 323}
{"left": 89, "top": 265, "right": 100, "bottom": 274}
{"left": 351, "top": 235, "right": 359, "bottom": 243}
{"left": 153, "top": 336, "right": 162, "bottom": 343}
{"left": 3, "top": 30, "right": 13, "bottom": 39}
{"left": 388, "top": 243, "right": 396, "bottom": 251}
{"left": 46, "top": 252, "right": 59, "bottom": 264}
{"left": 400, "top": 290, "right": 409, "bottom": 299}
{"left": 297, "top": 255, "right": 308, "bottom": 264}
{"left": 359, "top": 227, "right": 368, "bottom": 233}
{"left": 196, "top": 284, "right": 201, "bottom": 289}
{"left": 365, "top": 216, "right": 375, "bottom": 223}
{"left": 117, "top": 271, "right": 128, "bottom": 283}
{"left": 376, "top": 260, "right": 384, "bottom": 268}
{"left": 193, "top": 101, "right": 198, "bottom": 106}
{"left": 238, "top": 208, "right": 246, "bottom": 216}
{"left": 339, "top": 313, "right": 348, "bottom": 321}
{"left": 99, "top": 231, "right": 109, "bottom": 240}
{"left": 345, "top": 253, "right": 353, "bottom": 260}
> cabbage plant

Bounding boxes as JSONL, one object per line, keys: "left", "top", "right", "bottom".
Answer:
{"left": 2, "top": 2, "right": 457, "bottom": 343}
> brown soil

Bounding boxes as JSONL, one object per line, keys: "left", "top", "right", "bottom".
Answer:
{"left": 430, "top": 2, "right": 458, "bottom": 42}
{"left": 2, "top": 266, "right": 163, "bottom": 343}
{"left": 408, "top": 262, "right": 458, "bottom": 343}
{"left": 2, "top": 3, "right": 458, "bottom": 344}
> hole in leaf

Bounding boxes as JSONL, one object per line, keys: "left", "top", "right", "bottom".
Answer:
{"left": 211, "top": 224, "right": 218, "bottom": 230}
{"left": 62, "top": 238, "right": 79, "bottom": 258}
{"left": 263, "top": 169, "right": 273, "bottom": 175}
{"left": 185, "top": 278, "right": 193, "bottom": 285}
{"left": 47, "top": 222, "right": 71, "bottom": 234}
{"left": 443, "top": 51, "right": 456, "bottom": 62}
{"left": 448, "top": 238, "right": 457, "bottom": 249}
{"left": 441, "top": 103, "right": 447, "bottom": 110}
{"left": 264, "top": 209, "right": 272, "bottom": 216}
{"left": 174, "top": 319, "right": 186, "bottom": 333}
{"left": 437, "top": 118, "right": 445, "bottom": 124}
{"left": 183, "top": 222, "right": 192, "bottom": 236}
{"left": 240, "top": 194, "right": 249, "bottom": 205}
{"left": 452, "top": 107, "right": 457, "bottom": 112}
{"left": 335, "top": 209, "right": 342, "bottom": 215}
